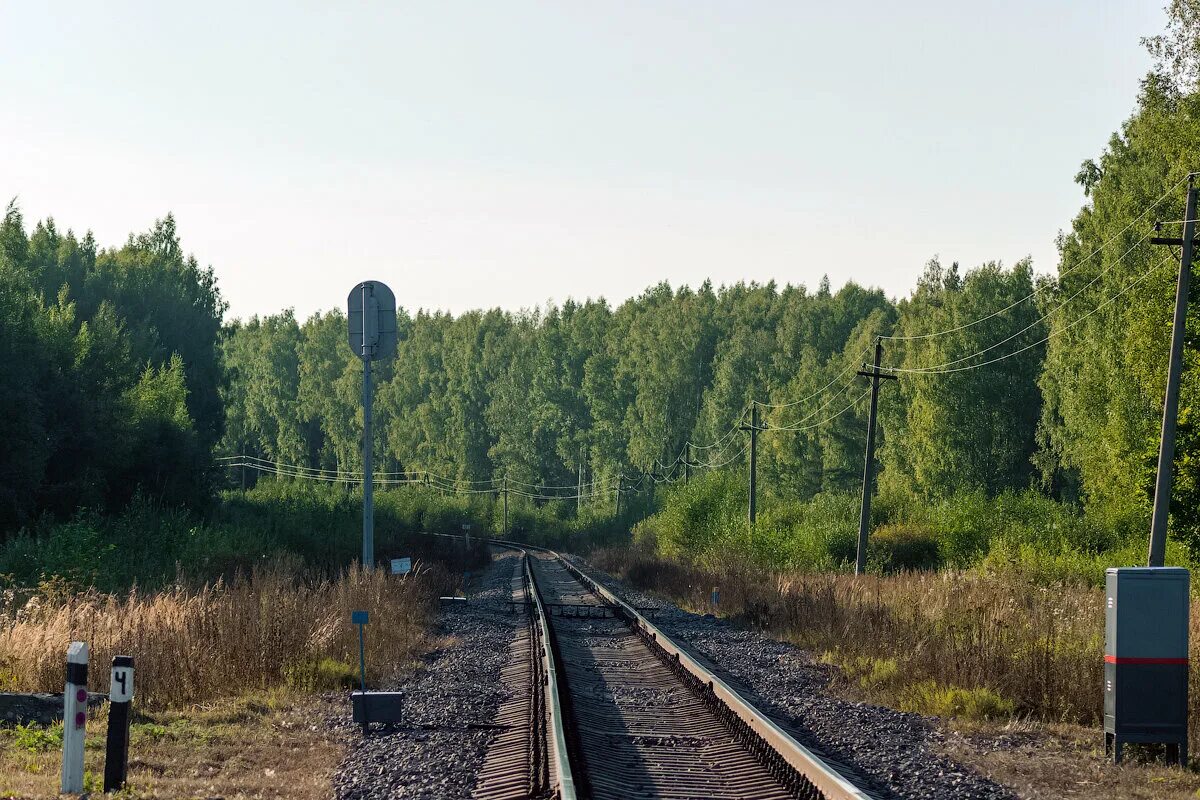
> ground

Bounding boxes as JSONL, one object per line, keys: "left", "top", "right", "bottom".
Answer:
{"left": 942, "top": 719, "right": 1200, "bottom": 800}
{"left": 0, "top": 691, "right": 343, "bottom": 800}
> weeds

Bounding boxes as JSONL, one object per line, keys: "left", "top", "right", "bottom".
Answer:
{"left": 0, "top": 563, "right": 449, "bottom": 708}
{"left": 8, "top": 722, "right": 62, "bottom": 753}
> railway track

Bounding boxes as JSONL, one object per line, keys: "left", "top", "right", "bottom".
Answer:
{"left": 474, "top": 542, "right": 874, "bottom": 800}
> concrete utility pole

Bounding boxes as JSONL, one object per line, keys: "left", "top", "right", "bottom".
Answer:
{"left": 1149, "top": 178, "right": 1199, "bottom": 567}
{"left": 855, "top": 339, "right": 897, "bottom": 575}
{"left": 739, "top": 404, "right": 761, "bottom": 529}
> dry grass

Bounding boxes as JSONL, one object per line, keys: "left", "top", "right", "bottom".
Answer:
{"left": 0, "top": 561, "right": 451, "bottom": 707}
{"left": 592, "top": 546, "right": 1200, "bottom": 755}
{"left": 0, "top": 690, "right": 343, "bottom": 799}
{"left": 942, "top": 719, "right": 1200, "bottom": 799}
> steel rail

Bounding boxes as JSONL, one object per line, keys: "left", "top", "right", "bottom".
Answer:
{"left": 494, "top": 538, "right": 874, "bottom": 800}
{"left": 522, "top": 550, "right": 578, "bottom": 800}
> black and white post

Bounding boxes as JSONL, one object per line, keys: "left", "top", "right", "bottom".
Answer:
{"left": 104, "top": 655, "right": 134, "bottom": 793}
{"left": 347, "top": 281, "right": 397, "bottom": 570}
{"left": 61, "top": 641, "right": 88, "bottom": 794}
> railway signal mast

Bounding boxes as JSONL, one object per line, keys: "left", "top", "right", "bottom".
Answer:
{"left": 348, "top": 281, "right": 398, "bottom": 569}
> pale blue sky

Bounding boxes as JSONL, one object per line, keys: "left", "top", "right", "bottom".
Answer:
{"left": 0, "top": 1, "right": 1164, "bottom": 321}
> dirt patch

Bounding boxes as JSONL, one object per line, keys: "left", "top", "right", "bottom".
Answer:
{"left": 941, "top": 720, "right": 1200, "bottom": 800}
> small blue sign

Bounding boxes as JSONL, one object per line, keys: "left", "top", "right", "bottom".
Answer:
{"left": 352, "top": 610, "right": 369, "bottom": 625}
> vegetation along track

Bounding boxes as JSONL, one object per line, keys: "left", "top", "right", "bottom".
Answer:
{"left": 479, "top": 541, "right": 875, "bottom": 800}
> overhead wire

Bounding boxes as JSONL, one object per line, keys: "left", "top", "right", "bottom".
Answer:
{"left": 879, "top": 229, "right": 1155, "bottom": 374}
{"left": 880, "top": 252, "right": 1176, "bottom": 375}
{"left": 882, "top": 172, "right": 1195, "bottom": 342}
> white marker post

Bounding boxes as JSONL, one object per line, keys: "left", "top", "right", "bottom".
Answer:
{"left": 61, "top": 641, "right": 88, "bottom": 793}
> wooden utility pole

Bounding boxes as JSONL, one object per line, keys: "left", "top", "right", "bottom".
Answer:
{"left": 855, "top": 339, "right": 896, "bottom": 575}
{"left": 615, "top": 472, "right": 624, "bottom": 517}
{"left": 739, "top": 404, "right": 761, "bottom": 529}
{"left": 502, "top": 476, "right": 509, "bottom": 536}
{"left": 683, "top": 443, "right": 692, "bottom": 484}
{"left": 1148, "top": 178, "right": 1199, "bottom": 567}
{"left": 577, "top": 447, "right": 583, "bottom": 515}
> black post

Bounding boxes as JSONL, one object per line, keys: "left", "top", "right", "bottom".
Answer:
{"left": 1149, "top": 179, "right": 1199, "bottom": 567}
{"left": 740, "top": 404, "right": 760, "bottom": 530}
{"left": 855, "top": 340, "right": 896, "bottom": 575}
{"left": 103, "top": 655, "right": 134, "bottom": 793}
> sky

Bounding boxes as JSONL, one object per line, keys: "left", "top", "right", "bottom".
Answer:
{"left": 0, "top": 1, "right": 1166, "bottom": 322}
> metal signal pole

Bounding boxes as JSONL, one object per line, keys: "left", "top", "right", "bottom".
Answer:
{"left": 1149, "top": 178, "right": 1199, "bottom": 567}
{"left": 855, "top": 339, "right": 896, "bottom": 575}
{"left": 362, "top": 354, "right": 374, "bottom": 569}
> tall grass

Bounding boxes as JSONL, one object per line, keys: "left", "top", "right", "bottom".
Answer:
{"left": 594, "top": 546, "right": 1200, "bottom": 752}
{"left": 0, "top": 563, "right": 451, "bottom": 708}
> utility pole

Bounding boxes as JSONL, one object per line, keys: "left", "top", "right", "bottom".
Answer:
{"left": 739, "top": 404, "right": 761, "bottom": 529}
{"left": 1148, "top": 177, "right": 1199, "bottom": 567}
{"left": 577, "top": 446, "right": 583, "bottom": 515}
{"left": 615, "top": 473, "right": 624, "bottom": 517}
{"left": 502, "top": 476, "right": 509, "bottom": 536}
{"left": 683, "top": 443, "right": 691, "bottom": 485}
{"left": 855, "top": 339, "right": 897, "bottom": 575}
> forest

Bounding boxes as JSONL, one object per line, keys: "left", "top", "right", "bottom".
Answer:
{"left": 3, "top": 8, "right": 1200, "bottom": 585}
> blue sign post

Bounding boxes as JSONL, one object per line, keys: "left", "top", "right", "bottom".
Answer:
{"left": 349, "top": 609, "right": 404, "bottom": 734}
{"left": 352, "top": 610, "right": 369, "bottom": 694}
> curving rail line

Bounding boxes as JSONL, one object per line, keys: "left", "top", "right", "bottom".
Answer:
{"left": 473, "top": 539, "right": 875, "bottom": 800}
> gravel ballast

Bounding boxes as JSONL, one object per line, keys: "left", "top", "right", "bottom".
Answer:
{"left": 331, "top": 549, "right": 521, "bottom": 800}
{"left": 567, "top": 554, "right": 1018, "bottom": 800}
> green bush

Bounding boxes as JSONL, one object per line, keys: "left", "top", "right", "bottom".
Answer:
{"left": 869, "top": 523, "right": 941, "bottom": 572}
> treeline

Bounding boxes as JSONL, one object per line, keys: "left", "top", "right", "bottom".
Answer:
{"left": 0, "top": 208, "right": 224, "bottom": 531}
{"left": 219, "top": 264, "right": 1047, "bottom": 510}
{"left": 5, "top": 6, "right": 1200, "bottom": 560}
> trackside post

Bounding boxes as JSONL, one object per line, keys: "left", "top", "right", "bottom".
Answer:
{"left": 61, "top": 641, "right": 88, "bottom": 793}
{"left": 104, "top": 655, "right": 134, "bottom": 792}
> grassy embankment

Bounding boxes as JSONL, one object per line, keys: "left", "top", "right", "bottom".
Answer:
{"left": 0, "top": 481, "right": 598, "bottom": 798}
{"left": 596, "top": 472, "right": 1198, "bottom": 745}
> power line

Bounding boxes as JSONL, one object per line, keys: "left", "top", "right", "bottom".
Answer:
{"left": 767, "top": 386, "right": 872, "bottom": 432}
{"left": 881, "top": 230, "right": 1155, "bottom": 374}
{"left": 880, "top": 252, "right": 1175, "bottom": 375}
{"left": 882, "top": 173, "right": 1194, "bottom": 342}
{"left": 754, "top": 345, "right": 872, "bottom": 409}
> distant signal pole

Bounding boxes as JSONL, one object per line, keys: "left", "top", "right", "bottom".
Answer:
{"left": 348, "top": 281, "right": 397, "bottom": 570}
